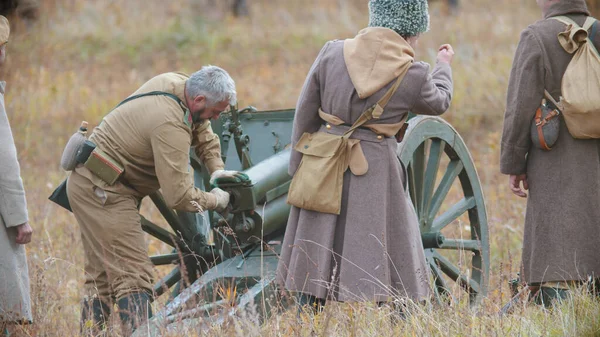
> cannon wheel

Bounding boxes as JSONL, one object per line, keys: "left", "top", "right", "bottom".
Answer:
{"left": 398, "top": 115, "right": 489, "bottom": 306}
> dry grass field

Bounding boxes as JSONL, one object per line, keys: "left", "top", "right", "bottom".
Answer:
{"left": 4, "top": 0, "right": 600, "bottom": 336}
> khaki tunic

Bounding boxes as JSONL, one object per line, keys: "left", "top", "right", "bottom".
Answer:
{"left": 0, "top": 81, "right": 32, "bottom": 322}
{"left": 67, "top": 72, "right": 226, "bottom": 300}
{"left": 277, "top": 28, "right": 453, "bottom": 302}
{"left": 501, "top": 1, "right": 600, "bottom": 284}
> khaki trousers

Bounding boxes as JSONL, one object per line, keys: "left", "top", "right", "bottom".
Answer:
{"left": 67, "top": 170, "right": 154, "bottom": 300}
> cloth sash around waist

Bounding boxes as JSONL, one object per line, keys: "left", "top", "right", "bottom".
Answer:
{"left": 314, "top": 109, "right": 406, "bottom": 176}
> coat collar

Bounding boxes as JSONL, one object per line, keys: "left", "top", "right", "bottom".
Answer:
{"left": 0, "top": 81, "right": 6, "bottom": 94}
{"left": 544, "top": 0, "right": 589, "bottom": 19}
{"left": 172, "top": 78, "right": 189, "bottom": 110}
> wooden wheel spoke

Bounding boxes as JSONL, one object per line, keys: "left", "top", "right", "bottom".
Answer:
{"left": 439, "top": 239, "right": 482, "bottom": 252}
{"left": 141, "top": 216, "right": 178, "bottom": 247}
{"left": 431, "top": 197, "right": 476, "bottom": 233}
{"left": 428, "top": 160, "right": 463, "bottom": 224}
{"left": 153, "top": 268, "right": 182, "bottom": 298}
{"left": 149, "top": 192, "right": 190, "bottom": 239}
{"left": 432, "top": 251, "right": 480, "bottom": 294}
{"left": 411, "top": 142, "right": 426, "bottom": 219}
{"left": 429, "top": 259, "right": 452, "bottom": 302}
{"left": 420, "top": 139, "right": 445, "bottom": 226}
{"left": 150, "top": 253, "right": 181, "bottom": 266}
{"left": 408, "top": 163, "right": 418, "bottom": 214}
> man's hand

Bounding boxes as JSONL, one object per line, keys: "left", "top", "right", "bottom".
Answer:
{"left": 15, "top": 222, "right": 33, "bottom": 244}
{"left": 210, "top": 188, "right": 231, "bottom": 213}
{"left": 209, "top": 169, "right": 249, "bottom": 186}
{"left": 509, "top": 174, "right": 529, "bottom": 198}
{"left": 437, "top": 44, "right": 455, "bottom": 64}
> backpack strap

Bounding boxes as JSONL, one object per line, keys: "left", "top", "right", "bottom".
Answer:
{"left": 552, "top": 15, "right": 578, "bottom": 27}
{"left": 343, "top": 75, "right": 404, "bottom": 137}
{"left": 113, "top": 90, "right": 193, "bottom": 127}
{"left": 115, "top": 91, "right": 184, "bottom": 110}
{"left": 591, "top": 20, "right": 598, "bottom": 41}
{"left": 583, "top": 17, "right": 596, "bottom": 31}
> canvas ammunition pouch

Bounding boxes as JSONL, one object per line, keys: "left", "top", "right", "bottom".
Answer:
{"left": 49, "top": 91, "right": 187, "bottom": 212}
{"left": 287, "top": 76, "right": 405, "bottom": 215}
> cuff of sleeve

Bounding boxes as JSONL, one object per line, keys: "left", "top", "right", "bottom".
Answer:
{"left": 204, "top": 192, "right": 218, "bottom": 210}
{"left": 434, "top": 60, "right": 452, "bottom": 71}
{"left": 4, "top": 212, "right": 28, "bottom": 228}
{"left": 204, "top": 158, "right": 225, "bottom": 175}
{"left": 2, "top": 193, "right": 28, "bottom": 228}
{"left": 500, "top": 141, "right": 528, "bottom": 175}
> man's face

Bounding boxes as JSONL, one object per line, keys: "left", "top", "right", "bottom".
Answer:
{"left": 191, "top": 96, "right": 230, "bottom": 121}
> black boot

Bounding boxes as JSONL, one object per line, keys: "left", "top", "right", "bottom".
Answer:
{"left": 80, "top": 297, "right": 111, "bottom": 336}
{"left": 117, "top": 292, "right": 153, "bottom": 335}
{"left": 297, "top": 293, "right": 325, "bottom": 315}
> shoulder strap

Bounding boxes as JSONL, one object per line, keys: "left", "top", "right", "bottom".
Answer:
{"left": 343, "top": 75, "right": 404, "bottom": 137}
{"left": 114, "top": 91, "right": 184, "bottom": 111}
{"left": 552, "top": 16, "right": 580, "bottom": 27}
{"left": 583, "top": 17, "right": 596, "bottom": 31}
{"left": 591, "top": 20, "right": 599, "bottom": 40}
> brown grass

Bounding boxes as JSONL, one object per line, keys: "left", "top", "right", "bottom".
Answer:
{"left": 4, "top": 0, "right": 599, "bottom": 336}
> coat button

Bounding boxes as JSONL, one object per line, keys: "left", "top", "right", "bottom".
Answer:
{"left": 326, "top": 124, "right": 331, "bottom": 129}
{"left": 377, "top": 135, "right": 383, "bottom": 140}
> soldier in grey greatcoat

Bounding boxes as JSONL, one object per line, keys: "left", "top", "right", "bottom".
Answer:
{"left": 501, "top": 0, "right": 600, "bottom": 304}
{"left": 277, "top": 0, "right": 454, "bottom": 310}
{"left": 0, "top": 15, "right": 34, "bottom": 333}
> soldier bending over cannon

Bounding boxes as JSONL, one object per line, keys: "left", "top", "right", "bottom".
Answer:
{"left": 64, "top": 66, "right": 243, "bottom": 335}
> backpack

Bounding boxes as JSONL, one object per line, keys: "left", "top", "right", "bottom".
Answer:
{"left": 551, "top": 16, "right": 600, "bottom": 139}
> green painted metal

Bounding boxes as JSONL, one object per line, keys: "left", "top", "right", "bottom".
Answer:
{"left": 138, "top": 107, "right": 489, "bottom": 331}
{"left": 398, "top": 115, "right": 490, "bottom": 306}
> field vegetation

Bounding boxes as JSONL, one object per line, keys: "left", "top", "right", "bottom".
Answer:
{"left": 4, "top": 0, "right": 600, "bottom": 336}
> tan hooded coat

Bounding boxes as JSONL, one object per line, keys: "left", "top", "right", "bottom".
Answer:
{"left": 276, "top": 27, "right": 453, "bottom": 301}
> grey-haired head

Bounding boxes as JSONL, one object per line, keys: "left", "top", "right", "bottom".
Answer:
{"left": 186, "top": 65, "right": 237, "bottom": 121}
{"left": 186, "top": 65, "right": 237, "bottom": 107}
{"left": 368, "top": 0, "right": 430, "bottom": 38}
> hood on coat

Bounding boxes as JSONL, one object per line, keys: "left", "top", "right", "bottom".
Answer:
{"left": 343, "top": 27, "right": 414, "bottom": 99}
{"left": 544, "top": 0, "right": 589, "bottom": 19}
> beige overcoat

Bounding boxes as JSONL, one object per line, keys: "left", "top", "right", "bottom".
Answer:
{"left": 0, "top": 81, "right": 32, "bottom": 322}
{"left": 276, "top": 28, "right": 453, "bottom": 302}
{"left": 501, "top": 0, "right": 600, "bottom": 284}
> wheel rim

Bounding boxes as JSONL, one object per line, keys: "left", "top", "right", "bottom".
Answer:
{"left": 398, "top": 115, "right": 489, "bottom": 306}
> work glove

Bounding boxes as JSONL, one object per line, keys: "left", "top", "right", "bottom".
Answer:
{"left": 210, "top": 187, "right": 231, "bottom": 213}
{"left": 210, "top": 169, "right": 249, "bottom": 186}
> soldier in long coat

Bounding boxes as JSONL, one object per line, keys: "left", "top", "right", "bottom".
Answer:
{"left": 0, "top": 15, "right": 33, "bottom": 331}
{"left": 277, "top": 0, "right": 455, "bottom": 308}
{"left": 501, "top": 0, "right": 600, "bottom": 304}
{"left": 66, "top": 66, "right": 242, "bottom": 334}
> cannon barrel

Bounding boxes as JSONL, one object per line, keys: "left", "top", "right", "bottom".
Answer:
{"left": 244, "top": 149, "right": 291, "bottom": 203}
{"left": 216, "top": 149, "right": 292, "bottom": 244}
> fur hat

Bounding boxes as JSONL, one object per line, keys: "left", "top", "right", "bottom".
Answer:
{"left": 0, "top": 16, "right": 9, "bottom": 45}
{"left": 368, "top": 0, "right": 430, "bottom": 37}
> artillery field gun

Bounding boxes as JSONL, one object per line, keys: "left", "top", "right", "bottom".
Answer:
{"left": 133, "top": 105, "right": 489, "bottom": 335}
